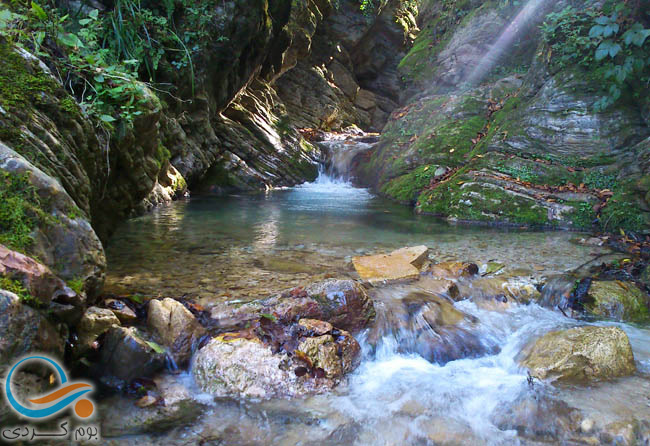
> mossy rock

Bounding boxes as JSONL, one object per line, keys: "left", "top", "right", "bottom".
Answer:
{"left": 586, "top": 281, "right": 650, "bottom": 323}
{"left": 519, "top": 326, "right": 636, "bottom": 384}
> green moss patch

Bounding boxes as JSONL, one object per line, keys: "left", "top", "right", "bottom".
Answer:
{"left": 0, "top": 171, "right": 43, "bottom": 253}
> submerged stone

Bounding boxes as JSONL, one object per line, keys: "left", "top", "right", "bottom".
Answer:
{"left": 492, "top": 390, "right": 583, "bottom": 442}
{"left": 519, "top": 326, "right": 636, "bottom": 384}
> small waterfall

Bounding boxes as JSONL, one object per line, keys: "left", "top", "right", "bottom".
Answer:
{"left": 317, "top": 133, "right": 377, "bottom": 181}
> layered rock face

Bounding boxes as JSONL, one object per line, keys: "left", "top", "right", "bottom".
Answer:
{"left": 355, "top": 0, "right": 650, "bottom": 232}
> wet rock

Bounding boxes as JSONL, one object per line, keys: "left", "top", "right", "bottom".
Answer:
{"left": 75, "top": 306, "right": 120, "bottom": 357}
{"left": 0, "top": 290, "right": 64, "bottom": 366}
{"left": 210, "top": 279, "right": 374, "bottom": 333}
{"left": 457, "top": 275, "right": 541, "bottom": 305}
{"left": 298, "top": 318, "right": 333, "bottom": 335}
{"left": 93, "top": 326, "right": 166, "bottom": 388}
{"left": 519, "top": 326, "right": 636, "bottom": 384}
{"left": 104, "top": 298, "right": 138, "bottom": 324}
{"left": 352, "top": 245, "right": 429, "bottom": 285}
{"left": 0, "top": 245, "right": 71, "bottom": 305}
{"left": 586, "top": 280, "right": 650, "bottom": 322}
{"left": 492, "top": 390, "right": 582, "bottom": 441}
{"left": 147, "top": 298, "right": 206, "bottom": 365}
{"left": 414, "top": 276, "right": 460, "bottom": 300}
{"left": 369, "top": 289, "right": 494, "bottom": 364}
{"left": 101, "top": 374, "right": 205, "bottom": 437}
{"left": 192, "top": 319, "right": 361, "bottom": 399}
{"left": 427, "top": 261, "right": 479, "bottom": 280}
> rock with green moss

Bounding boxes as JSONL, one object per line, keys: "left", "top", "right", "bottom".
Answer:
{"left": 586, "top": 281, "right": 650, "bottom": 322}
{"left": 519, "top": 326, "right": 636, "bottom": 384}
{"left": 0, "top": 143, "right": 105, "bottom": 298}
{"left": 0, "top": 244, "right": 73, "bottom": 306}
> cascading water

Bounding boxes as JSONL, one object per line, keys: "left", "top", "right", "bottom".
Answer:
{"left": 315, "top": 133, "right": 376, "bottom": 181}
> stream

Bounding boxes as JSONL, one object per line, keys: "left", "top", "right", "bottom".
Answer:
{"left": 102, "top": 136, "right": 650, "bottom": 445}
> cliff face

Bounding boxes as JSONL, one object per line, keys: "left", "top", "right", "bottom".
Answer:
{"left": 355, "top": 0, "right": 650, "bottom": 232}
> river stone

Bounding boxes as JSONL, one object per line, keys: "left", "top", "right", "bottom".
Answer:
{"left": 75, "top": 306, "right": 120, "bottom": 358}
{"left": 427, "top": 261, "right": 479, "bottom": 280}
{"left": 599, "top": 419, "right": 643, "bottom": 445}
{"left": 192, "top": 324, "right": 361, "bottom": 399}
{"left": 414, "top": 276, "right": 460, "bottom": 300}
{"left": 456, "top": 275, "right": 541, "bottom": 305}
{"left": 210, "top": 279, "right": 374, "bottom": 333}
{"left": 352, "top": 245, "right": 429, "bottom": 284}
{"left": 104, "top": 298, "right": 138, "bottom": 324}
{"left": 147, "top": 298, "right": 206, "bottom": 365}
{"left": 369, "top": 290, "right": 494, "bottom": 364}
{"left": 94, "top": 326, "right": 166, "bottom": 388}
{"left": 519, "top": 326, "right": 636, "bottom": 383}
{"left": 586, "top": 280, "right": 650, "bottom": 322}
{"left": 0, "top": 371, "right": 51, "bottom": 424}
{"left": 0, "top": 290, "right": 64, "bottom": 367}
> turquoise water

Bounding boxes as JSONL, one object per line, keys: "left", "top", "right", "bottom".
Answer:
{"left": 105, "top": 174, "right": 611, "bottom": 303}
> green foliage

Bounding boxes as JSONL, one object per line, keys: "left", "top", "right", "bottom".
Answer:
{"left": 0, "top": 276, "right": 38, "bottom": 305}
{"left": 541, "top": 2, "right": 650, "bottom": 110}
{"left": 583, "top": 170, "right": 617, "bottom": 190}
{"left": 67, "top": 277, "right": 84, "bottom": 295}
{"left": 0, "top": 0, "right": 224, "bottom": 130}
{"left": 0, "top": 171, "right": 42, "bottom": 253}
{"left": 494, "top": 162, "right": 536, "bottom": 182}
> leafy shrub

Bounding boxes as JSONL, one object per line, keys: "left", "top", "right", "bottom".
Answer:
{"left": 540, "top": 1, "right": 650, "bottom": 110}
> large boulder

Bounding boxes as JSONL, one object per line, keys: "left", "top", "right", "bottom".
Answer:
{"left": 0, "top": 290, "right": 64, "bottom": 368}
{"left": 586, "top": 281, "right": 650, "bottom": 322}
{"left": 519, "top": 326, "right": 636, "bottom": 384}
{"left": 0, "top": 143, "right": 105, "bottom": 297}
{"left": 147, "top": 298, "right": 207, "bottom": 365}
{"left": 209, "top": 279, "right": 375, "bottom": 333}
{"left": 192, "top": 317, "right": 360, "bottom": 399}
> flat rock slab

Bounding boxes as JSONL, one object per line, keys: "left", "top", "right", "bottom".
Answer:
{"left": 352, "top": 246, "right": 429, "bottom": 285}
